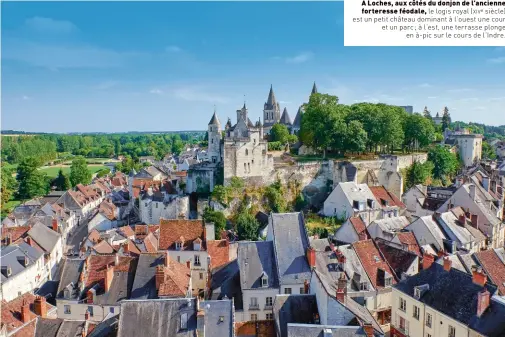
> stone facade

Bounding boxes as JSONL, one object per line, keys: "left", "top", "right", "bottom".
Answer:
{"left": 139, "top": 195, "right": 190, "bottom": 224}
{"left": 454, "top": 134, "right": 483, "bottom": 167}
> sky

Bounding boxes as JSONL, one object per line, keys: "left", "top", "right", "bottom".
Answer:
{"left": 1, "top": 1, "right": 504, "bottom": 133}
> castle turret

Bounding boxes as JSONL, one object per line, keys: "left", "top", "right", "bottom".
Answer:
{"left": 208, "top": 109, "right": 222, "bottom": 164}
{"left": 263, "top": 85, "right": 281, "bottom": 134}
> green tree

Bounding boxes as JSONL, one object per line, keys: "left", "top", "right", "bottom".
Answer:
{"left": 344, "top": 120, "right": 367, "bottom": 154}
{"left": 96, "top": 168, "right": 111, "bottom": 178}
{"left": 69, "top": 157, "right": 92, "bottom": 186}
{"left": 54, "top": 169, "right": 71, "bottom": 190}
{"left": 406, "top": 161, "right": 434, "bottom": 189}
{"left": 482, "top": 141, "right": 497, "bottom": 160}
{"left": 16, "top": 157, "right": 49, "bottom": 200}
{"left": 203, "top": 208, "right": 227, "bottom": 239}
{"left": 404, "top": 113, "right": 436, "bottom": 151}
{"left": 269, "top": 123, "right": 291, "bottom": 143}
{"left": 1, "top": 166, "right": 18, "bottom": 209}
{"left": 423, "top": 106, "right": 432, "bottom": 119}
{"left": 236, "top": 210, "right": 260, "bottom": 241}
{"left": 211, "top": 185, "right": 229, "bottom": 206}
{"left": 428, "top": 145, "right": 460, "bottom": 181}
{"left": 441, "top": 106, "right": 451, "bottom": 132}
{"left": 294, "top": 193, "right": 307, "bottom": 212}
{"left": 264, "top": 180, "right": 287, "bottom": 213}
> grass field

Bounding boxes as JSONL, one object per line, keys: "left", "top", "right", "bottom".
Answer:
{"left": 39, "top": 165, "right": 108, "bottom": 178}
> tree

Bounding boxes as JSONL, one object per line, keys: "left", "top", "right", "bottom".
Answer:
{"left": 404, "top": 113, "right": 436, "bottom": 151}
{"left": 236, "top": 210, "right": 260, "bottom": 241}
{"left": 96, "top": 168, "right": 111, "bottom": 178}
{"left": 54, "top": 169, "right": 71, "bottom": 190}
{"left": 405, "top": 161, "right": 434, "bottom": 189}
{"left": 70, "top": 157, "right": 92, "bottom": 186}
{"left": 441, "top": 106, "right": 451, "bottom": 132}
{"left": 423, "top": 106, "right": 432, "bottom": 119}
{"left": 1, "top": 165, "right": 18, "bottom": 209}
{"left": 428, "top": 145, "right": 460, "bottom": 181}
{"left": 16, "top": 157, "right": 49, "bottom": 200}
{"left": 264, "top": 180, "right": 287, "bottom": 213}
{"left": 344, "top": 120, "right": 367, "bottom": 154}
{"left": 482, "top": 141, "right": 497, "bottom": 160}
{"left": 269, "top": 124, "right": 291, "bottom": 143}
{"left": 203, "top": 208, "right": 227, "bottom": 239}
{"left": 211, "top": 185, "right": 229, "bottom": 206}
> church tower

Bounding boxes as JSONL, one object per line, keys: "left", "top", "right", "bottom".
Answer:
{"left": 263, "top": 85, "right": 281, "bottom": 134}
{"left": 207, "top": 109, "right": 222, "bottom": 164}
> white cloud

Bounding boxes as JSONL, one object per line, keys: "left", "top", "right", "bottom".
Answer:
{"left": 166, "top": 45, "right": 182, "bottom": 53}
{"left": 418, "top": 83, "right": 431, "bottom": 88}
{"left": 285, "top": 52, "right": 314, "bottom": 64}
{"left": 488, "top": 57, "right": 505, "bottom": 64}
{"left": 150, "top": 88, "right": 163, "bottom": 95}
{"left": 173, "top": 86, "right": 229, "bottom": 104}
{"left": 24, "top": 17, "right": 77, "bottom": 34}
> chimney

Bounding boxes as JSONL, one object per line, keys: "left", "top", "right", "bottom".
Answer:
{"left": 443, "top": 257, "right": 452, "bottom": 272}
{"left": 105, "top": 265, "right": 114, "bottom": 292}
{"left": 304, "top": 279, "right": 310, "bottom": 294}
{"left": 5, "top": 234, "right": 11, "bottom": 246}
{"left": 458, "top": 214, "right": 466, "bottom": 225}
{"left": 471, "top": 214, "right": 479, "bottom": 228}
{"left": 34, "top": 296, "right": 47, "bottom": 318}
{"left": 482, "top": 176, "right": 490, "bottom": 192}
{"left": 186, "top": 260, "right": 191, "bottom": 269}
{"left": 220, "top": 230, "right": 227, "bottom": 240}
{"left": 115, "top": 254, "right": 119, "bottom": 266}
{"left": 422, "top": 254, "right": 435, "bottom": 270}
{"left": 197, "top": 309, "right": 205, "bottom": 337}
{"left": 52, "top": 219, "right": 58, "bottom": 233}
{"left": 472, "top": 268, "right": 487, "bottom": 287}
{"left": 306, "top": 246, "right": 316, "bottom": 268}
{"left": 123, "top": 242, "right": 129, "bottom": 256}
{"left": 26, "top": 237, "right": 33, "bottom": 247}
{"left": 21, "top": 299, "right": 31, "bottom": 323}
{"left": 477, "top": 289, "right": 490, "bottom": 317}
{"left": 84, "top": 310, "right": 90, "bottom": 321}
{"left": 362, "top": 323, "right": 374, "bottom": 337}
{"left": 86, "top": 289, "right": 95, "bottom": 304}
{"left": 164, "top": 251, "right": 170, "bottom": 268}
{"left": 336, "top": 274, "right": 347, "bottom": 302}
{"left": 470, "top": 184, "right": 477, "bottom": 201}
{"left": 155, "top": 265, "right": 164, "bottom": 290}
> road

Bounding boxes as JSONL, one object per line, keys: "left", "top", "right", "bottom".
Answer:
{"left": 65, "top": 216, "right": 90, "bottom": 255}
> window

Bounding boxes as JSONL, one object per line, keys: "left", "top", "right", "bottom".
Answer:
{"left": 199, "top": 272, "right": 204, "bottom": 280}
{"left": 426, "top": 313, "right": 432, "bottom": 328}
{"left": 211, "top": 139, "right": 213, "bottom": 144}
{"left": 266, "top": 313, "right": 273, "bottom": 320}
{"left": 413, "top": 305, "right": 420, "bottom": 320}
{"left": 177, "top": 256, "right": 181, "bottom": 263}
{"left": 427, "top": 334, "right": 432, "bottom": 337}
{"left": 360, "top": 282, "right": 368, "bottom": 291}
{"left": 110, "top": 307, "right": 114, "bottom": 314}
{"left": 449, "top": 325, "right": 456, "bottom": 337}
{"left": 180, "top": 313, "right": 188, "bottom": 330}
{"left": 248, "top": 163, "right": 250, "bottom": 173}
{"left": 245, "top": 149, "right": 248, "bottom": 156}
{"left": 385, "top": 277, "right": 392, "bottom": 287}
{"left": 244, "top": 163, "right": 247, "bottom": 172}
{"left": 194, "top": 255, "right": 200, "bottom": 266}
{"left": 300, "top": 287, "right": 305, "bottom": 294}
{"left": 284, "top": 288, "right": 292, "bottom": 295}
{"left": 88, "top": 306, "right": 94, "bottom": 317}
{"left": 399, "top": 297, "right": 407, "bottom": 312}
{"left": 250, "top": 297, "right": 258, "bottom": 309}
{"left": 156, "top": 203, "right": 158, "bottom": 208}
{"left": 266, "top": 297, "right": 273, "bottom": 307}
{"left": 64, "top": 305, "right": 71, "bottom": 314}
{"left": 175, "top": 242, "right": 182, "bottom": 250}
{"left": 251, "top": 314, "right": 258, "bottom": 321}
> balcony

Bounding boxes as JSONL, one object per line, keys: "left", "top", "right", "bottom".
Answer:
{"left": 249, "top": 304, "right": 260, "bottom": 310}
{"left": 264, "top": 305, "right": 273, "bottom": 310}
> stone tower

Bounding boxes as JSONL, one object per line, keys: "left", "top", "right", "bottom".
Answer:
{"left": 207, "top": 109, "right": 222, "bottom": 164}
{"left": 263, "top": 85, "right": 281, "bottom": 134}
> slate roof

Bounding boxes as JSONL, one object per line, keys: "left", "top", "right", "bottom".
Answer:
{"left": 35, "top": 318, "right": 64, "bottom": 337}
{"left": 131, "top": 253, "right": 164, "bottom": 299}
{"left": 1, "top": 241, "right": 44, "bottom": 282}
{"left": 201, "top": 300, "right": 234, "bottom": 337}
{"left": 273, "top": 294, "right": 319, "bottom": 337}
{"left": 292, "top": 107, "right": 303, "bottom": 128}
{"left": 94, "top": 270, "right": 132, "bottom": 305}
{"left": 338, "top": 183, "right": 378, "bottom": 210}
{"left": 209, "top": 260, "right": 242, "bottom": 309}
{"left": 83, "top": 255, "right": 135, "bottom": 291}
{"left": 158, "top": 219, "right": 204, "bottom": 251}
{"left": 265, "top": 85, "right": 279, "bottom": 111}
{"left": 371, "top": 216, "right": 409, "bottom": 234}
{"left": 57, "top": 258, "right": 85, "bottom": 299}
{"left": 474, "top": 249, "right": 505, "bottom": 296}
{"left": 376, "top": 241, "right": 418, "bottom": 278}
{"left": 287, "top": 324, "right": 368, "bottom": 337}
{"left": 280, "top": 108, "right": 292, "bottom": 126}
{"left": 271, "top": 213, "right": 312, "bottom": 286}
{"left": 27, "top": 222, "right": 61, "bottom": 253}
{"left": 117, "top": 298, "right": 198, "bottom": 337}
{"left": 238, "top": 241, "right": 279, "bottom": 289}
{"left": 369, "top": 186, "right": 405, "bottom": 209}
{"left": 352, "top": 240, "right": 397, "bottom": 289}
{"left": 394, "top": 262, "right": 504, "bottom": 335}
{"left": 208, "top": 111, "right": 220, "bottom": 126}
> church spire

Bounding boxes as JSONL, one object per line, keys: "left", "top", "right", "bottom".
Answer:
{"left": 311, "top": 82, "right": 318, "bottom": 95}
{"left": 208, "top": 107, "right": 220, "bottom": 125}
{"left": 265, "top": 84, "right": 277, "bottom": 110}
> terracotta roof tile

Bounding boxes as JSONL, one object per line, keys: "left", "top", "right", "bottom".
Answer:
{"left": 157, "top": 261, "right": 191, "bottom": 297}
{"left": 475, "top": 250, "right": 505, "bottom": 295}
{"left": 126, "top": 239, "right": 141, "bottom": 256}
{"left": 396, "top": 232, "right": 421, "bottom": 256}
{"left": 0, "top": 293, "right": 55, "bottom": 334}
{"left": 369, "top": 186, "right": 406, "bottom": 209}
{"left": 158, "top": 219, "right": 204, "bottom": 250}
{"left": 207, "top": 240, "right": 230, "bottom": 270}
{"left": 2, "top": 226, "right": 30, "bottom": 245}
{"left": 98, "top": 200, "right": 117, "bottom": 221}
{"left": 352, "top": 239, "right": 397, "bottom": 289}
{"left": 87, "top": 229, "right": 101, "bottom": 244}
{"left": 143, "top": 232, "right": 158, "bottom": 253}
{"left": 92, "top": 240, "right": 115, "bottom": 255}
{"left": 349, "top": 216, "right": 367, "bottom": 235}
{"left": 84, "top": 255, "right": 135, "bottom": 290}
{"left": 118, "top": 226, "right": 135, "bottom": 239}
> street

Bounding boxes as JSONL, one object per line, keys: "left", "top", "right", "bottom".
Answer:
{"left": 65, "top": 216, "right": 90, "bottom": 255}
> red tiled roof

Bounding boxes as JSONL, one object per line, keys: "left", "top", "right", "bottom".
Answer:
{"left": 126, "top": 239, "right": 141, "bottom": 256}
{"left": 158, "top": 261, "right": 191, "bottom": 297}
{"left": 84, "top": 255, "right": 135, "bottom": 289}
{"left": 369, "top": 186, "right": 406, "bottom": 209}
{"left": 98, "top": 200, "right": 117, "bottom": 221}
{"left": 396, "top": 232, "right": 421, "bottom": 256}
{"left": 0, "top": 293, "right": 55, "bottom": 334}
{"left": 158, "top": 219, "right": 204, "bottom": 250}
{"left": 92, "top": 240, "right": 115, "bottom": 255}
{"left": 349, "top": 216, "right": 367, "bottom": 235}
{"left": 2, "top": 226, "right": 30, "bottom": 245}
{"left": 87, "top": 229, "right": 101, "bottom": 244}
{"left": 118, "top": 226, "right": 135, "bottom": 239}
{"left": 207, "top": 240, "right": 230, "bottom": 270}
{"left": 475, "top": 250, "right": 505, "bottom": 295}
{"left": 143, "top": 232, "right": 158, "bottom": 253}
{"left": 352, "top": 239, "right": 397, "bottom": 289}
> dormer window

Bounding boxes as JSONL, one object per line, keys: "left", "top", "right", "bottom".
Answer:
{"left": 414, "top": 288, "right": 421, "bottom": 299}
{"left": 385, "top": 276, "right": 392, "bottom": 287}
{"left": 180, "top": 313, "right": 188, "bottom": 330}
{"left": 261, "top": 271, "right": 268, "bottom": 288}
{"left": 193, "top": 238, "right": 202, "bottom": 251}
{"left": 175, "top": 242, "right": 182, "bottom": 250}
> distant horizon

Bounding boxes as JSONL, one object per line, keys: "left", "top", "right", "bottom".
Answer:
{"left": 2, "top": 1, "right": 504, "bottom": 132}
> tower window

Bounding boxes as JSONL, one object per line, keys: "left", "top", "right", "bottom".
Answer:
{"left": 211, "top": 139, "right": 213, "bottom": 144}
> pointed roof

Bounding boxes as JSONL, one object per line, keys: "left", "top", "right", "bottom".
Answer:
{"left": 265, "top": 85, "right": 278, "bottom": 110}
{"left": 208, "top": 110, "right": 220, "bottom": 126}
{"left": 292, "top": 106, "right": 303, "bottom": 127}
{"left": 311, "top": 82, "right": 318, "bottom": 95}
{"left": 280, "top": 107, "right": 292, "bottom": 126}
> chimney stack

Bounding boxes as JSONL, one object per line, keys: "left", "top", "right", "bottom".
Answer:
{"left": 443, "top": 257, "right": 452, "bottom": 272}
{"left": 336, "top": 274, "right": 347, "bottom": 302}
{"left": 362, "top": 323, "right": 374, "bottom": 337}
{"left": 26, "top": 237, "right": 33, "bottom": 247}
{"left": 306, "top": 246, "right": 316, "bottom": 268}
{"left": 105, "top": 265, "right": 114, "bottom": 292}
{"left": 123, "top": 242, "right": 129, "bottom": 256}
{"left": 21, "top": 299, "right": 30, "bottom": 323}
{"left": 34, "top": 296, "right": 47, "bottom": 318}
{"left": 422, "top": 254, "right": 435, "bottom": 270}
{"left": 84, "top": 310, "right": 90, "bottom": 321}
{"left": 155, "top": 265, "right": 164, "bottom": 290}
{"left": 52, "top": 219, "right": 58, "bottom": 233}
{"left": 477, "top": 289, "right": 490, "bottom": 317}
{"left": 472, "top": 267, "right": 487, "bottom": 287}
{"left": 304, "top": 279, "right": 310, "bottom": 294}
{"left": 458, "top": 214, "right": 466, "bottom": 225}
{"left": 5, "top": 234, "right": 11, "bottom": 246}
{"left": 164, "top": 251, "right": 170, "bottom": 268}
{"left": 186, "top": 260, "right": 191, "bottom": 269}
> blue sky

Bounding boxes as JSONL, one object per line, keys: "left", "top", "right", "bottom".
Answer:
{"left": 2, "top": 1, "right": 504, "bottom": 133}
